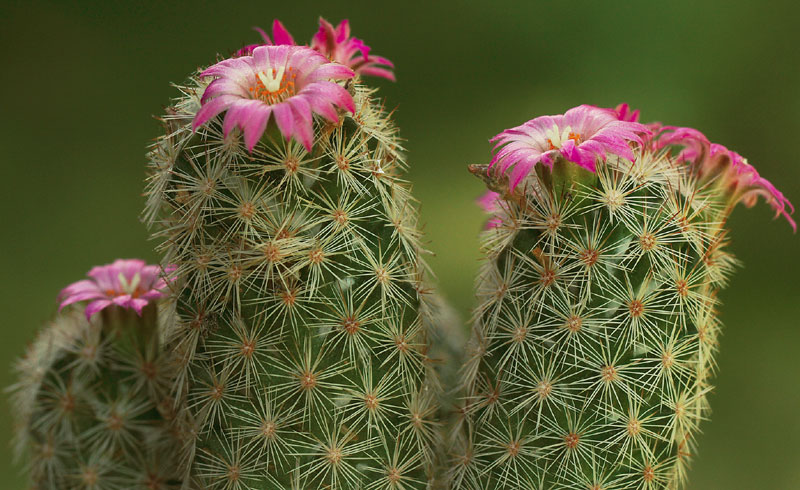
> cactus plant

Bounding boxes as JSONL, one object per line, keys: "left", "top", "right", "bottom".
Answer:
{"left": 9, "top": 260, "right": 181, "bottom": 489}
{"left": 449, "top": 104, "right": 795, "bottom": 489}
{"left": 143, "top": 19, "right": 444, "bottom": 489}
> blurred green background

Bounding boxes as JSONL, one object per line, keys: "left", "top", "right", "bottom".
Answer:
{"left": 2, "top": 0, "right": 799, "bottom": 487}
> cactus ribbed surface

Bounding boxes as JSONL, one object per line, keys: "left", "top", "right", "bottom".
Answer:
{"left": 9, "top": 306, "right": 180, "bottom": 489}
{"left": 451, "top": 150, "right": 741, "bottom": 489}
{"left": 144, "top": 77, "right": 443, "bottom": 489}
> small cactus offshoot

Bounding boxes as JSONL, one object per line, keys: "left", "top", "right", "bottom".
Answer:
{"left": 449, "top": 104, "right": 794, "bottom": 489}
{"left": 9, "top": 260, "right": 180, "bottom": 489}
{"left": 144, "top": 20, "right": 444, "bottom": 489}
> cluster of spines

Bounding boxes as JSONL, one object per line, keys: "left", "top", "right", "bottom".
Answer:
{"left": 8, "top": 307, "right": 181, "bottom": 489}
{"left": 449, "top": 151, "right": 732, "bottom": 489}
{"left": 144, "top": 77, "right": 444, "bottom": 489}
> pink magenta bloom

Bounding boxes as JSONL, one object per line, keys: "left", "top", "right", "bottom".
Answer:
{"left": 193, "top": 45, "right": 355, "bottom": 152}
{"left": 477, "top": 190, "right": 503, "bottom": 229}
{"left": 477, "top": 190, "right": 501, "bottom": 214}
{"left": 58, "top": 260, "right": 175, "bottom": 320}
{"left": 489, "top": 105, "right": 650, "bottom": 189}
{"left": 235, "top": 18, "right": 395, "bottom": 81}
{"left": 702, "top": 145, "right": 796, "bottom": 230}
{"left": 653, "top": 126, "right": 795, "bottom": 230}
{"left": 312, "top": 18, "right": 395, "bottom": 81}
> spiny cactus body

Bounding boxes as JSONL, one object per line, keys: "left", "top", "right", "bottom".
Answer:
{"left": 450, "top": 105, "right": 794, "bottom": 489}
{"left": 145, "top": 71, "right": 443, "bottom": 488}
{"left": 9, "top": 305, "right": 180, "bottom": 489}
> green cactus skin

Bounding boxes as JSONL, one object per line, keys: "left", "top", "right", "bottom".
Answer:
{"left": 9, "top": 306, "right": 181, "bottom": 489}
{"left": 144, "top": 78, "right": 443, "bottom": 489}
{"left": 449, "top": 155, "right": 735, "bottom": 489}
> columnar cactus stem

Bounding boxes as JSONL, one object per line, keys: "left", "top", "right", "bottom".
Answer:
{"left": 144, "top": 27, "right": 443, "bottom": 488}
{"left": 449, "top": 105, "right": 794, "bottom": 489}
{"left": 9, "top": 261, "right": 180, "bottom": 489}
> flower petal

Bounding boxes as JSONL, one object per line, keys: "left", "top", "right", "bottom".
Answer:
{"left": 84, "top": 299, "right": 113, "bottom": 319}
{"left": 271, "top": 19, "right": 294, "bottom": 45}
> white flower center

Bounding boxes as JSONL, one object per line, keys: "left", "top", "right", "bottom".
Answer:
{"left": 544, "top": 124, "right": 582, "bottom": 150}
{"left": 257, "top": 66, "right": 286, "bottom": 93}
{"left": 117, "top": 272, "right": 141, "bottom": 296}
{"left": 250, "top": 65, "right": 297, "bottom": 104}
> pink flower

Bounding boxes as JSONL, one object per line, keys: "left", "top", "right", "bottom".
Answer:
{"left": 705, "top": 145, "right": 796, "bottom": 231}
{"left": 477, "top": 190, "right": 501, "bottom": 214}
{"left": 235, "top": 18, "right": 395, "bottom": 81}
{"left": 193, "top": 45, "right": 355, "bottom": 152}
{"left": 311, "top": 18, "right": 395, "bottom": 81}
{"left": 233, "top": 20, "right": 296, "bottom": 57}
{"left": 477, "top": 190, "right": 503, "bottom": 229}
{"left": 489, "top": 105, "right": 650, "bottom": 189}
{"left": 653, "top": 126, "right": 795, "bottom": 230}
{"left": 58, "top": 260, "right": 175, "bottom": 320}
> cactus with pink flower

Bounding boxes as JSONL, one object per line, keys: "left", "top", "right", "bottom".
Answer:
{"left": 448, "top": 104, "right": 794, "bottom": 489}
{"left": 9, "top": 260, "right": 181, "bottom": 488}
{"left": 143, "top": 18, "right": 446, "bottom": 489}
{"left": 8, "top": 15, "right": 796, "bottom": 490}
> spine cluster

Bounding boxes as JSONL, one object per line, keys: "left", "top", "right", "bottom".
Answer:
{"left": 450, "top": 154, "right": 732, "bottom": 489}
{"left": 144, "top": 78, "right": 443, "bottom": 489}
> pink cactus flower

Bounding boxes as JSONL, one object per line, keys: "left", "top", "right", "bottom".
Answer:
{"left": 58, "top": 260, "right": 175, "bottom": 320}
{"left": 477, "top": 190, "right": 501, "bottom": 213}
{"left": 704, "top": 145, "right": 796, "bottom": 231}
{"left": 235, "top": 18, "right": 395, "bottom": 81}
{"left": 193, "top": 45, "right": 355, "bottom": 152}
{"left": 489, "top": 105, "right": 650, "bottom": 189}
{"left": 311, "top": 18, "right": 395, "bottom": 81}
{"left": 233, "top": 19, "right": 296, "bottom": 57}
{"left": 652, "top": 126, "right": 795, "bottom": 230}
{"left": 696, "top": 145, "right": 794, "bottom": 230}
{"left": 477, "top": 190, "right": 503, "bottom": 229}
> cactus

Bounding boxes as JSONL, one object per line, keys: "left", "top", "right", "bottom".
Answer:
{"left": 9, "top": 261, "right": 180, "bottom": 489}
{"left": 449, "top": 104, "right": 795, "bottom": 489}
{"left": 143, "top": 23, "right": 443, "bottom": 489}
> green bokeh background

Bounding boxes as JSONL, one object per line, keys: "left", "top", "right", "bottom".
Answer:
{"left": 2, "top": 1, "right": 799, "bottom": 488}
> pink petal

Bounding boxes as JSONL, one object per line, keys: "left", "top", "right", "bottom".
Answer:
{"left": 193, "top": 95, "right": 239, "bottom": 131}
{"left": 222, "top": 102, "right": 249, "bottom": 138}
{"left": 85, "top": 299, "right": 113, "bottom": 319}
{"left": 272, "top": 102, "right": 295, "bottom": 142}
{"left": 302, "top": 82, "right": 354, "bottom": 115}
{"left": 289, "top": 97, "right": 314, "bottom": 152}
{"left": 129, "top": 298, "right": 149, "bottom": 315}
{"left": 59, "top": 290, "right": 106, "bottom": 311}
{"left": 271, "top": 19, "right": 295, "bottom": 45}
{"left": 244, "top": 105, "right": 271, "bottom": 151}
{"left": 112, "top": 294, "right": 133, "bottom": 308}
{"left": 141, "top": 290, "right": 166, "bottom": 301}
{"left": 304, "top": 64, "right": 355, "bottom": 83}
{"left": 253, "top": 26, "right": 271, "bottom": 44}
{"left": 358, "top": 67, "right": 396, "bottom": 81}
